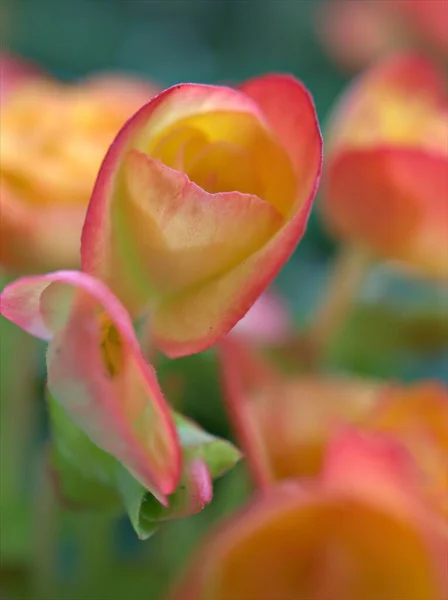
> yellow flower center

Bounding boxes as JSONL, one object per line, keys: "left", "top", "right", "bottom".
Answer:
{"left": 147, "top": 111, "right": 297, "bottom": 216}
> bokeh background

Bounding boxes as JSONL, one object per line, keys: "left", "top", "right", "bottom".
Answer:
{"left": 1, "top": 1, "right": 447, "bottom": 599}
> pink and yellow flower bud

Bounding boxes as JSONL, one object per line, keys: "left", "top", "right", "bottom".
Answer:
{"left": 169, "top": 431, "right": 448, "bottom": 600}
{"left": 0, "top": 271, "right": 180, "bottom": 502}
{"left": 81, "top": 76, "right": 322, "bottom": 357}
{"left": 321, "top": 54, "right": 448, "bottom": 279}
{"left": 0, "top": 63, "right": 158, "bottom": 273}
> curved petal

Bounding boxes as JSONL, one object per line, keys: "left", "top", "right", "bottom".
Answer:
{"left": 322, "top": 147, "right": 448, "bottom": 278}
{"left": 106, "top": 150, "right": 282, "bottom": 311}
{"left": 0, "top": 271, "right": 181, "bottom": 502}
{"left": 81, "top": 82, "right": 267, "bottom": 279}
{"left": 152, "top": 78, "right": 322, "bottom": 356}
{"left": 82, "top": 79, "right": 322, "bottom": 356}
{"left": 152, "top": 175, "right": 318, "bottom": 356}
{"left": 241, "top": 73, "right": 323, "bottom": 212}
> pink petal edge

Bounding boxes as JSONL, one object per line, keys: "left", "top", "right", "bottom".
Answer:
{"left": 0, "top": 271, "right": 182, "bottom": 502}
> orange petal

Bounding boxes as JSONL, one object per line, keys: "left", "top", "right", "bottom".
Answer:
{"left": 323, "top": 147, "right": 448, "bottom": 278}
{"left": 107, "top": 149, "right": 283, "bottom": 310}
{"left": 169, "top": 434, "right": 446, "bottom": 599}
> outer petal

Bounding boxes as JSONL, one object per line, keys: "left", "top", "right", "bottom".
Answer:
{"left": 323, "top": 148, "right": 448, "bottom": 278}
{"left": 169, "top": 434, "right": 446, "bottom": 600}
{"left": 81, "top": 82, "right": 268, "bottom": 279}
{"left": 241, "top": 73, "right": 323, "bottom": 211}
{"left": 153, "top": 78, "right": 322, "bottom": 356}
{"left": 107, "top": 149, "right": 282, "bottom": 308}
{"left": 82, "top": 79, "right": 322, "bottom": 357}
{"left": 0, "top": 271, "right": 181, "bottom": 502}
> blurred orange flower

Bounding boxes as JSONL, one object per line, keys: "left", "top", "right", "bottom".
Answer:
{"left": 219, "top": 340, "right": 448, "bottom": 517}
{"left": 366, "top": 382, "right": 448, "bottom": 518}
{"left": 321, "top": 54, "right": 448, "bottom": 279}
{"left": 169, "top": 430, "right": 448, "bottom": 600}
{"left": 0, "top": 59, "right": 158, "bottom": 273}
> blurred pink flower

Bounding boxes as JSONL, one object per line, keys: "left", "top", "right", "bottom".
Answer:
{"left": 231, "top": 291, "right": 290, "bottom": 346}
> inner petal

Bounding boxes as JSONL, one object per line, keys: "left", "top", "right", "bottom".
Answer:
{"left": 150, "top": 125, "right": 208, "bottom": 171}
{"left": 146, "top": 111, "right": 297, "bottom": 217}
{"left": 186, "top": 141, "right": 264, "bottom": 197}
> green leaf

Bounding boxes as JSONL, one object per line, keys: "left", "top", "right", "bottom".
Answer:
{"left": 48, "top": 394, "right": 122, "bottom": 512}
{"left": 174, "top": 413, "right": 242, "bottom": 478}
{"left": 47, "top": 393, "right": 241, "bottom": 538}
{"left": 116, "top": 413, "right": 241, "bottom": 540}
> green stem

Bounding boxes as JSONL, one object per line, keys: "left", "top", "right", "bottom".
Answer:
{"left": 304, "top": 244, "right": 371, "bottom": 369}
{"left": 32, "top": 455, "right": 58, "bottom": 599}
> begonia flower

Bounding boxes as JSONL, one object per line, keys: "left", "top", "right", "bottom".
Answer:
{"left": 81, "top": 75, "right": 322, "bottom": 356}
{"left": 321, "top": 54, "right": 448, "bottom": 279}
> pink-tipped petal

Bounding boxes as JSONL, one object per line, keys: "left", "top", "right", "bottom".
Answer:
{"left": 82, "top": 78, "right": 322, "bottom": 356}
{"left": 81, "top": 82, "right": 267, "bottom": 280}
{"left": 241, "top": 73, "right": 323, "bottom": 210}
{"left": 152, "top": 179, "right": 318, "bottom": 357}
{"left": 107, "top": 150, "right": 283, "bottom": 311}
{"left": 0, "top": 271, "right": 181, "bottom": 501}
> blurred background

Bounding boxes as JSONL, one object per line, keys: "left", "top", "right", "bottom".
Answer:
{"left": 1, "top": 1, "right": 447, "bottom": 599}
